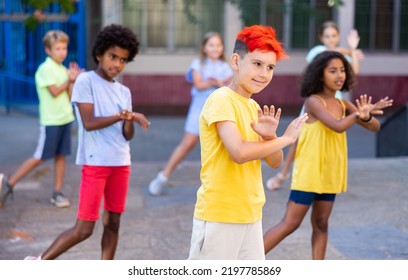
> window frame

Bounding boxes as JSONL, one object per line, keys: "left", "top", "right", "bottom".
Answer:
{"left": 123, "top": 0, "right": 225, "bottom": 54}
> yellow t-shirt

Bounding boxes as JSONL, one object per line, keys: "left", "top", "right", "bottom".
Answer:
{"left": 194, "top": 87, "right": 266, "bottom": 223}
{"left": 291, "top": 98, "right": 347, "bottom": 194}
{"left": 35, "top": 57, "right": 74, "bottom": 126}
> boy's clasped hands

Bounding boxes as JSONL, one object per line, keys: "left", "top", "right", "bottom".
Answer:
{"left": 117, "top": 110, "right": 151, "bottom": 130}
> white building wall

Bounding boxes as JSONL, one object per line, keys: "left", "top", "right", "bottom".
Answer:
{"left": 224, "top": 2, "right": 243, "bottom": 58}
{"left": 102, "top": 0, "right": 122, "bottom": 26}
{"left": 338, "top": 0, "right": 355, "bottom": 48}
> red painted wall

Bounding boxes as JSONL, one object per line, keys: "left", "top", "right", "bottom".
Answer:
{"left": 123, "top": 74, "right": 408, "bottom": 116}
{"left": 353, "top": 76, "right": 408, "bottom": 106}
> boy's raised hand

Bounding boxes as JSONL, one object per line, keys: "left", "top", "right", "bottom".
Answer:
{"left": 282, "top": 113, "right": 308, "bottom": 143}
{"left": 251, "top": 105, "right": 281, "bottom": 140}
{"left": 67, "top": 62, "right": 84, "bottom": 82}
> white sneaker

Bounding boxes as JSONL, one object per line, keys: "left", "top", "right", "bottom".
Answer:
{"left": 24, "top": 255, "right": 41, "bottom": 260}
{"left": 148, "top": 172, "right": 168, "bottom": 196}
{"left": 266, "top": 172, "right": 290, "bottom": 191}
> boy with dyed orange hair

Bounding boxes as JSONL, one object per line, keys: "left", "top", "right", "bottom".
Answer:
{"left": 188, "top": 25, "right": 308, "bottom": 260}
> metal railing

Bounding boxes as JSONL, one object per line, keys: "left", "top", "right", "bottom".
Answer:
{"left": 0, "top": 70, "right": 36, "bottom": 114}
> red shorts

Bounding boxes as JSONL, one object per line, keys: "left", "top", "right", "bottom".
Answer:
{"left": 77, "top": 165, "right": 130, "bottom": 221}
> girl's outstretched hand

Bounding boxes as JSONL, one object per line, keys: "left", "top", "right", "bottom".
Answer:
{"left": 347, "top": 29, "right": 360, "bottom": 50}
{"left": 355, "top": 94, "right": 373, "bottom": 120}
{"left": 371, "top": 96, "right": 393, "bottom": 115}
{"left": 354, "top": 49, "right": 365, "bottom": 61}
{"left": 132, "top": 112, "right": 151, "bottom": 130}
{"left": 251, "top": 105, "right": 281, "bottom": 140}
{"left": 282, "top": 113, "right": 308, "bottom": 143}
{"left": 356, "top": 94, "right": 393, "bottom": 118}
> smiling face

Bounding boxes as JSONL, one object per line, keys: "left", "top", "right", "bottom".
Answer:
{"left": 320, "top": 26, "right": 340, "bottom": 50}
{"left": 45, "top": 41, "right": 68, "bottom": 64}
{"left": 203, "top": 35, "right": 224, "bottom": 61}
{"left": 95, "top": 46, "right": 129, "bottom": 81}
{"left": 323, "top": 58, "right": 346, "bottom": 92}
{"left": 230, "top": 49, "right": 277, "bottom": 98}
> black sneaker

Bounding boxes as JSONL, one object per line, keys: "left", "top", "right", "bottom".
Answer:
{"left": 0, "top": 173, "right": 13, "bottom": 208}
{"left": 50, "top": 191, "right": 70, "bottom": 208}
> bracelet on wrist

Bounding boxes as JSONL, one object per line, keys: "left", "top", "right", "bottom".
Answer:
{"left": 360, "top": 113, "right": 372, "bottom": 123}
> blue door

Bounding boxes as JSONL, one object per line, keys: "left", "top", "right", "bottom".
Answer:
{"left": 0, "top": 0, "right": 86, "bottom": 114}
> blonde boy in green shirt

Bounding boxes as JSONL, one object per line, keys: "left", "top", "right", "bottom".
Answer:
{"left": 0, "top": 30, "right": 82, "bottom": 208}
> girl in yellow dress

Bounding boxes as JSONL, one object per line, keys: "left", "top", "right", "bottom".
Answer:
{"left": 263, "top": 51, "right": 393, "bottom": 259}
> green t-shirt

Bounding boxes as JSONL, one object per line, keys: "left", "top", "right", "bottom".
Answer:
{"left": 35, "top": 57, "right": 74, "bottom": 125}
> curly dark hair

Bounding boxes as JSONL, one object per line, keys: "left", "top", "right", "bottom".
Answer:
{"left": 92, "top": 24, "right": 139, "bottom": 65}
{"left": 300, "top": 51, "right": 356, "bottom": 97}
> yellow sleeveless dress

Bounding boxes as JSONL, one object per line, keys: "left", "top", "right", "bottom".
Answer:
{"left": 291, "top": 97, "right": 348, "bottom": 194}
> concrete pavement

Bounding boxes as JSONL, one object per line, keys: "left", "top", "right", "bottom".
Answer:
{"left": 0, "top": 111, "right": 407, "bottom": 260}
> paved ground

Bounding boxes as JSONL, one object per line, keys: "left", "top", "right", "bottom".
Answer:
{"left": 0, "top": 111, "right": 407, "bottom": 260}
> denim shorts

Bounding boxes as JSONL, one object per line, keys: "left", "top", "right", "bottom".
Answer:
{"left": 33, "top": 122, "right": 72, "bottom": 160}
{"left": 289, "top": 190, "right": 336, "bottom": 206}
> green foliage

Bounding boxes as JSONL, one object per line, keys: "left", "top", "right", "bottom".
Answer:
{"left": 20, "top": 0, "right": 75, "bottom": 30}
{"left": 228, "top": 0, "right": 260, "bottom": 26}
{"left": 24, "top": 14, "right": 40, "bottom": 30}
{"left": 327, "top": 0, "right": 344, "bottom": 8}
{"left": 21, "top": 0, "right": 75, "bottom": 12}
{"left": 182, "top": 0, "right": 200, "bottom": 25}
